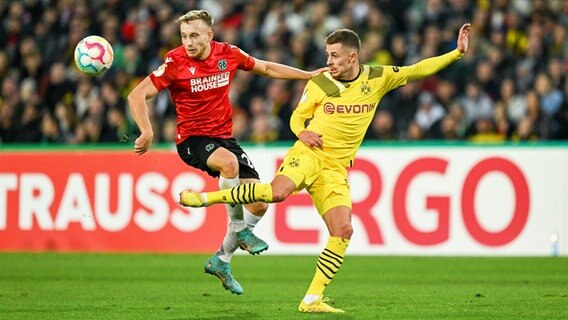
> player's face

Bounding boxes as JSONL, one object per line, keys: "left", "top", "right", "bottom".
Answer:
{"left": 180, "top": 20, "right": 213, "bottom": 60}
{"left": 325, "top": 43, "right": 358, "bottom": 81}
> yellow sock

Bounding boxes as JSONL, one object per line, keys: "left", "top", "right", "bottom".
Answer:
{"left": 206, "top": 183, "right": 273, "bottom": 205}
{"left": 306, "top": 236, "right": 349, "bottom": 297}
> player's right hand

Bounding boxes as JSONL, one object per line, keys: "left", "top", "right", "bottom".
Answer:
{"left": 309, "top": 67, "right": 330, "bottom": 77}
{"left": 134, "top": 132, "right": 153, "bottom": 155}
{"left": 298, "top": 130, "right": 323, "bottom": 149}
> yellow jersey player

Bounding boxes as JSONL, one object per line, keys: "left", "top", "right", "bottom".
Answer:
{"left": 180, "top": 23, "right": 471, "bottom": 313}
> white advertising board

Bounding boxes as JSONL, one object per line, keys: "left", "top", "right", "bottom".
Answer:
{"left": 245, "top": 145, "right": 568, "bottom": 256}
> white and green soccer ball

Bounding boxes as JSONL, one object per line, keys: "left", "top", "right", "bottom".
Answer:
{"left": 74, "top": 35, "right": 114, "bottom": 76}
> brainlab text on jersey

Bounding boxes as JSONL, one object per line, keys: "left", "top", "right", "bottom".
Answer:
{"left": 190, "top": 72, "right": 230, "bottom": 93}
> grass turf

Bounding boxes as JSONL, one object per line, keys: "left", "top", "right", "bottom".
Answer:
{"left": 0, "top": 254, "right": 566, "bottom": 319}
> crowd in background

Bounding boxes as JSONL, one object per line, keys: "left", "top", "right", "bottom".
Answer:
{"left": 0, "top": 0, "right": 567, "bottom": 145}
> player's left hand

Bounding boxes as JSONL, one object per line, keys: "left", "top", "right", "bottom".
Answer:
{"left": 457, "top": 23, "right": 471, "bottom": 54}
{"left": 134, "top": 132, "right": 153, "bottom": 155}
{"left": 298, "top": 130, "right": 323, "bottom": 149}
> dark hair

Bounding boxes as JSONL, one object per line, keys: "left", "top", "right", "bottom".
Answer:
{"left": 176, "top": 10, "right": 214, "bottom": 28}
{"left": 326, "top": 29, "right": 361, "bottom": 53}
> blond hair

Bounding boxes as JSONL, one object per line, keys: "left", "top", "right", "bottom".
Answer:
{"left": 176, "top": 10, "right": 214, "bottom": 27}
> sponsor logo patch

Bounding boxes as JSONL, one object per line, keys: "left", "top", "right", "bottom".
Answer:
{"left": 218, "top": 59, "right": 227, "bottom": 71}
{"left": 288, "top": 157, "right": 300, "bottom": 168}
{"left": 323, "top": 102, "right": 376, "bottom": 114}
{"left": 190, "top": 72, "right": 230, "bottom": 93}
{"left": 360, "top": 81, "right": 371, "bottom": 95}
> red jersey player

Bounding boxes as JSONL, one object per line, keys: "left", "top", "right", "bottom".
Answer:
{"left": 127, "top": 10, "right": 325, "bottom": 295}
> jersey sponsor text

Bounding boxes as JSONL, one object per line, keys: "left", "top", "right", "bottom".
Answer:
{"left": 323, "top": 102, "right": 376, "bottom": 114}
{"left": 190, "top": 72, "right": 230, "bottom": 93}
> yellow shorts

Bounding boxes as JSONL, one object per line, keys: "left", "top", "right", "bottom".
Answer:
{"left": 276, "top": 146, "right": 351, "bottom": 216}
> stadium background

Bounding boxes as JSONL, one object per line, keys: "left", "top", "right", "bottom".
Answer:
{"left": 0, "top": 0, "right": 567, "bottom": 256}
{"left": 1, "top": 0, "right": 567, "bottom": 144}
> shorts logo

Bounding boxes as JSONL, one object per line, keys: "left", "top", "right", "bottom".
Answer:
{"left": 205, "top": 143, "right": 215, "bottom": 152}
{"left": 360, "top": 81, "right": 371, "bottom": 95}
{"left": 288, "top": 157, "right": 300, "bottom": 168}
{"left": 218, "top": 59, "right": 227, "bottom": 71}
{"left": 392, "top": 66, "right": 400, "bottom": 72}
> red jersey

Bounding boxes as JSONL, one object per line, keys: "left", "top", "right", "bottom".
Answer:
{"left": 149, "top": 41, "right": 255, "bottom": 144}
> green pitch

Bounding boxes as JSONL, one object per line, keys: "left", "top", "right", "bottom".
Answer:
{"left": 0, "top": 254, "right": 566, "bottom": 319}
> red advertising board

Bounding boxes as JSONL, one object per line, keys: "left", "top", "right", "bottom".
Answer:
{"left": 0, "top": 150, "right": 227, "bottom": 253}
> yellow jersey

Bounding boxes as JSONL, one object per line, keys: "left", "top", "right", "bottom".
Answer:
{"left": 290, "top": 49, "right": 464, "bottom": 167}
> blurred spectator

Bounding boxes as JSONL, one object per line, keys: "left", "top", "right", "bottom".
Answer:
{"left": 366, "top": 110, "right": 396, "bottom": 141}
{"left": 492, "top": 101, "right": 514, "bottom": 139}
{"left": 381, "top": 81, "right": 421, "bottom": 138}
{"left": 512, "top": 118, "right": 539, "bottom": 141}
{"left": 534, "top": 72, "right": 563, "bottom": 118}
{"left": 231, "top": 107, "right": 249, "bottom": 141}
{"left": 430, "top": 115, "right": 458, "bottom": 140}
{"left": 433, "top": 78, "right": 457, "bottom": 110}
{"left": 74, "top": 77, "right": 99, "bottom": 119}
{"left": 469, "top": 118, "right": 505, "bottom": 143}
{"left": 40, "top": 112, "right": 66, "bottom": 143}
{"left": 474, "top": 59, "right": 499, "bottom": 99}
{"left": 249, "top": 113, "right": 278, "bottom": 143}
{"left": 160, "top": 117, "right": 177, "bottom": 143}
{"left": 498, "top": 78, "right": 526, "bottom": 125}
{"left": 448, "top": 102, "right": 468, "bottom": 139}
{"left": 414, "top": 92, "right": 446, "bottom": 133}
{"left": 54, "top": 101, "right": 75, "bottom": 140}
{"left": 43, "top": 62, "right": 74, "bottom": 114}
{"left": 100, "top": 107, "right": 129, "bottom": 142}
{"left": 18, "top": 101, "right": 42, "bottom": 142}
{"left": 524, "top": 90, "right": 546, "bottom": 139}
{"left": 459, "top": 79, "right": 493, "bottom": 125}
{"left": 406, "top": 120, "right": 424, "bottom": 141}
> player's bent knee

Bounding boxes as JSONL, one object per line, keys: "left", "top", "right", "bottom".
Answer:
{"left": 245, "top": 202, "right": 268, "bottom": 215}
{"left": 331, "top": 224, "right": 353, "bottom": 239}
{"left": 218, "top": 159, "right": 239, "bottom": 177}
{"left": 209, "top": 149, "right": 239, "bottom": 177}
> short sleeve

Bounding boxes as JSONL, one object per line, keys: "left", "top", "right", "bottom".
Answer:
{"left": 149, "top": 54, "right": 178, "bottom": 91}
{"left": 230, "top": 45, "right": 255, "bottom": 71}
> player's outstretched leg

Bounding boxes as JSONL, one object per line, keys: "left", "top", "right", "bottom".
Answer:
{"left": 204, "top": 255, "right": 244, "bottom": 295}
{"left": 179, "top": 183, "right": 273, "bottom": 208}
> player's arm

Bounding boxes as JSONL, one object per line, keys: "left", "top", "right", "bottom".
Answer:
{"left": 406, "top": 23, "right": 470, "bottom": 81}
{"left": 231, "top": 45, "right": 327, "bottom": 79}
{"left": 251, "top": 59, "right": 328, "bottom": 80}
{"left": 127, "top": 77, "right": 158, "bottom": 155}
{"left": 290, "top": 84, "right": 323, "bottom": 148}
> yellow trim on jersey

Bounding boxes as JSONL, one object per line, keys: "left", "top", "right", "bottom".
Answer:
{"left": 290, "top": 49, "right": 463, "bottom": 167}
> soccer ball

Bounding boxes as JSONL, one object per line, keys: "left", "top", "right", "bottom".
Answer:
{"left": 74, "top": 35, "right": 114, "bottom": 76}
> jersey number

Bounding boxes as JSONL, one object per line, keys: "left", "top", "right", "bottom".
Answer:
{"left": 241, "top": 153, "right": 255, "bottom": 169}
